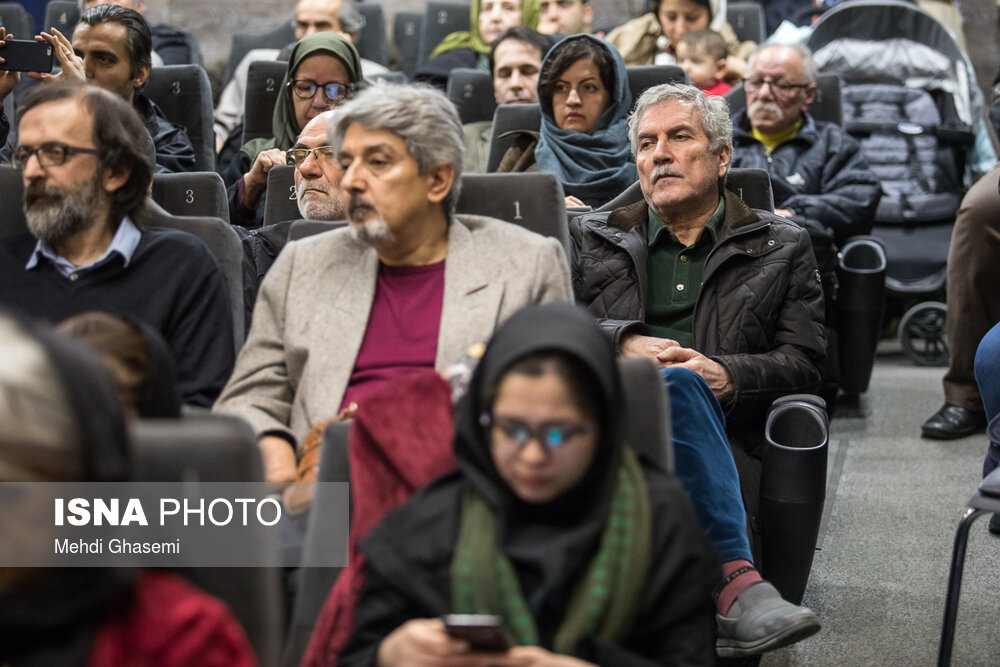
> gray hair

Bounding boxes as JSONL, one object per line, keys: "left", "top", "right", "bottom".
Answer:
{"left": 628, "top": 83, "right": 733, "bottom": 156}
{"left": 748, "top": 42, "right": 818, "bottom": 84}
{"left": 327, "top": 82, "right": 465, "bottom": 212}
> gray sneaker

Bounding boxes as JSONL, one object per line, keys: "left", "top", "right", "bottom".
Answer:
{"left": 716, "top": 581, "right": 821, "bottom": 657}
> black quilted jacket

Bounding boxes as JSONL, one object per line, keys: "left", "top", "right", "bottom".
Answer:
{"left": 570, "top": 190, "right": 827, "bottom": 441}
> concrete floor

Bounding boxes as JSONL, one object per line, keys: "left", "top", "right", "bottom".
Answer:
{"left": 764, "top": 350, "right": 1000, "bottom": 666}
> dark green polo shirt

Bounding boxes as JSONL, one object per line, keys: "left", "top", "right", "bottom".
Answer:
{"left": 645, "top": 198, "right": 725, "bottom": 347}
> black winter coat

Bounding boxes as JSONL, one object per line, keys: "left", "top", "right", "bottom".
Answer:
{"left": 570, "top": 190, "right": 826, "bottom": 447}
{"left": 730, "top": 111, "right": 882, "bottom": 252}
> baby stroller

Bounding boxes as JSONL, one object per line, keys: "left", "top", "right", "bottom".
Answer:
{"left": 806, "top": 0, "right": 981, "bottom": 365}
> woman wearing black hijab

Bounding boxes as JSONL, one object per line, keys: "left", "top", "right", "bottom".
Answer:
{"left": 338, "top": 303, "right": 719, "bottom": 666}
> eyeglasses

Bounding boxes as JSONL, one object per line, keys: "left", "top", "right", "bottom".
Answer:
{"left": 12, "top": 143, "right": 99, "bottom": 169}
{"left": 481, "top": 413, "right": 593, "bottom": 451}
{"left": 286, "top": 145, "right": 336, "bottom": 166}
{"left": 288, "top": 79, "right": 354, "bottom": 103}
{"left": 742, "top": 77, "right": 811, "bottom": 98}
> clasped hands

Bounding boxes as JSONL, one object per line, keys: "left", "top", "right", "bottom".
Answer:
{"left": 621, "top": 333, "right": 734, "bottom": 400}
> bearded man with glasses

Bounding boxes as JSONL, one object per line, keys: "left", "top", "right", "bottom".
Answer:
{"left": 0, "top": 81, "right": 234, "bottom": 408}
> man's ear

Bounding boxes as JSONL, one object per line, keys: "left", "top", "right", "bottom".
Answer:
{"left": 102, "top": 165, "right": 132, "bottom": 195}
{"left": 583, "top": 3, "right": 595, "bottom": 25}
{"left": 717, "top": 145, "right": 732, "bottom": 179}
{"left": 132, "top": 62, "right": 150, "bottom": 90}
{"left": 426, "top": 162, "right": 456, "bottom": 205}
{"left": 803, "top": 82, "right": 817, "bottom": 106}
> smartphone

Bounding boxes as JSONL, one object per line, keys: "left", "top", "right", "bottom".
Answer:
{"left": 443, "top": 614, "right": 513, "bottom": 653}
{"left": 0, "top": 40, "right": 54, "bottom": 73}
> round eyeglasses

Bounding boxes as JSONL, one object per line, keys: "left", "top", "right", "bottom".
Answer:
{"left": 480, "top": 413, "right": 593, "bottom": 451}
{"left": 288, "top": 79, "right": 354, "bottom": 103}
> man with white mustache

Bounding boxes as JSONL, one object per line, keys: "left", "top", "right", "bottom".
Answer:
{"left": 730, "top": 43, "right": 881, "bottom": 268}
{"left": 570, "top": 82, "right": 825, "bottom": 657}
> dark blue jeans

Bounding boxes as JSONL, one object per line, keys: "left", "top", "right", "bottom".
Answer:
{"left": 663, "top": 367, "right": 753, "bottom": 563}
{"left": 974, "top": 321, "right": 1000, "bottom": 477}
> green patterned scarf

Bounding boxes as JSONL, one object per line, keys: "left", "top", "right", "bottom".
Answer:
{"left": 452, "top": 447, "right": 651, "bottom": 654}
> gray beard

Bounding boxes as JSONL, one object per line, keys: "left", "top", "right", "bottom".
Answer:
{"left": 349, "top": 215, "right": 394, "bottom": 247}
{"left": 24, "top": 176, "right": 102, "bottom": 247}
{"left": 296, "top": 177, "right": 346, "bottom": 221}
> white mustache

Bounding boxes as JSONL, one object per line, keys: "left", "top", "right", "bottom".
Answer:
{"left": 651, "top": 165, "right": 682, "bottom": 182}
{"left": 748, "top": 100, "right": 784, "bottom": 120}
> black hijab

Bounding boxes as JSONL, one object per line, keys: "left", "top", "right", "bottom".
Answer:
{"left": 0, "top": 315, "right": 135, "bottom": 663}
{"left": 452, "top": 302, "right": 623, "bottom": 635}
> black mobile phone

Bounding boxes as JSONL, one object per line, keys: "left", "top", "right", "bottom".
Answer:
{"left": 443, "top": 614, "right": 513, "bottom": 653}
{"left": 0, "top": 40, "right": 54, "bottom": 73}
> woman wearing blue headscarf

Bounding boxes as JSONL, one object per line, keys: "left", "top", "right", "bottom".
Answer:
{"left": 497, "top": 34, "right": 636, "bottom": 208}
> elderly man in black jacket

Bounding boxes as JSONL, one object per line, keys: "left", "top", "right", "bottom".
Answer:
{"left": 571, "top": 83, "right": 825, "bottom": 658}
{"left": 730, "top": 43, "right": 881, "bottom": 269}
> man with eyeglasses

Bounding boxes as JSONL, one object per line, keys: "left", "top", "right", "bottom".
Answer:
{"left": 0, "top": 81, "right": 234, "bottom": 407}
{"left": 731, "top": 44, "right": 881, "bottom": 272}
{"left": 290, "top": 109, "right": 345, "bottom": 220}
{"left": 538, "top": 0, "right": 594, "bottom": 35}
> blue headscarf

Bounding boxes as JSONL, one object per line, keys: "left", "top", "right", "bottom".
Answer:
{"left": 535, "top": 35, "right": 636, "bottom": 208}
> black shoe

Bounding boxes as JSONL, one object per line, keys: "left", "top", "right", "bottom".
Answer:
{"left": 989, "top": 514, "right": 1000, "bottom": 536}
{"left": 921, "top": 404, "right": 986, "bottom": 440}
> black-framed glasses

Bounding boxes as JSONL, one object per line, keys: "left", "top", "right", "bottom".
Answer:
{"left": 286, "top": 145, "right": 336, "bottom": 166}
{"left": 288, "top": 79, "right": 354, "bottom": 103}
{"left": 12, "top": 143, "right": 99, "bottom": 169}
{"left": 480, "top": 413, "right": 593, "bottom": 451}
{"left": 742, "top": 77, "right": 811, "bottom": 98}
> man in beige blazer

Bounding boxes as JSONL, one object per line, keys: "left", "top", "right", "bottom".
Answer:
{"left": 215, "top": 83, "right": 572, "bottom": 483}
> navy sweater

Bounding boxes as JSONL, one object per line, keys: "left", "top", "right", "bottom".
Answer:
{"left": 0, "top": 226, "right": 235, "bottom": 407}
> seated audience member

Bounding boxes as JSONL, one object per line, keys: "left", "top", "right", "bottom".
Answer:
{"left": 415, "top": 0, "right": 540, "bottom": 90}
{"left": 79, "top": 0, "right": 203, "bottom": 66}
{"left": 497, "top": 34, "right": 636, "bottom": 208}
{"left": 14, "top": 5, "right": 197, "bottom": 173}
{"left": 57, "top": 311, "right": 182, "bottom": 419}
{"left": 0, "top": 82, "right": 234, "bottom": 407}
{"left": 214, "top": 83, "right": 571, "bottom": 484}
{"left": 729, "top": 43, "right": 881, "bottom": 273}
{"left": 337, "top": 302, "right": 720, "bottom": 666}
{"left": 676, "top": 29, "right": 731, "bottom": 95}
{"left": 290, "top": 109, "right": 346, "bottom": 220}
{"left": 213, "top": 0, "right": 388, "bottom": 152}
{"left": 538, "top": 0, "right": 594, "bottom": 35}
{"left": 921, "top": 164, "right": 1000, "bottom": 439}
{"left": 571, "top": 83, "right": 824, "bottom": 655}
{"left": 0, "top": 312, "right": 255, "bottom": 666}
{"left": 463, "top": 26, "right": 553, "bottom": 172}
{"left": 223, "top": 33, "right": 361, "bottom": 228}
{"left": 607, "top": 0, "right": 753, "bottom": 79}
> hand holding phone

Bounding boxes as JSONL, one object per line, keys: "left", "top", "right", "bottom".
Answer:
{"left": 443, "top": 614, "right": 513, "bottom": 653}
{"left": 0, "top": 28, "right": 21, "bottom": 99}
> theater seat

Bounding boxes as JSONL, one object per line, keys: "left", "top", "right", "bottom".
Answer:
{"left": 356, "top": 3, "right": 387, "bottom": 66}
{"left": 281, "top": 420, "right": 351, "bottom": 667}
{"left": 145, "top": 65, "right": 216, "bottom": 171}
{"left": 618, "top": 357, "right": 674, "bottom": 471}
{"left": 43, "top": 0, "right": 79, "bottom": 35}
{"left": 447, "top": 68, "right": 496, "bottom": 125}
{"left": 263, "top": 165, "right": 300, "bottom": 227}
{"left": 0, "top": 166, "right": 27, "bottom": 241}
{"left": 130, "top": 413, "right": 284, "bottom": 666}
{"left": 418, "top": 1, "right": 470, "bottom": 67}
{"left": 152, "top": 171, "right": 230, "bottom": 222}
{"left": 486, "top": 103, "right": 541, "bottom": 173}
{"left": 393, "top": 12, "right": 424, "bottom": 80}
{"left": 592, "top": 167, "right": 775, "bottom": 215}
{"left": 626, "top": 64, "right": 689, "bottom": 108}
{"left": 243, "top": 60, "right": 289, "bottom": 146}
{"left": 287, "top": 219, "right": 347, "bottom": 241}
{"left": 0, "top": 3, "right": 34, "bottom": 41}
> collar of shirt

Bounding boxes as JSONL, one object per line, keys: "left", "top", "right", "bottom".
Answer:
{"left": 26, "top": 216, "right": 142, "bottom": 278}
{"left": 749, "top": 117, "right": 804, "bottom": 154}
{"left": 647, "top": 197, "right": 726, "bottom": 248}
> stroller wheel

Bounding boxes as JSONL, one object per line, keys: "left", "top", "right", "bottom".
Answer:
{"left": 898, "top": 301, "right": 949, "bottom": 366}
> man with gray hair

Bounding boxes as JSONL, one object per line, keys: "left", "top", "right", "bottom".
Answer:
{"left": 571, "top": 82, "right": 825, "bottom": 656}
{"left": 215, "top": 83, "right": 571, "bottom": 485}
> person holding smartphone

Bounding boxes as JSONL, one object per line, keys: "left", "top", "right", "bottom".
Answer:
{"left": 334, "top": 303, "right": 720, "bottom": 666}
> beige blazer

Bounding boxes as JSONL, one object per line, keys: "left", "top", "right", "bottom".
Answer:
{"left": 214, "top": 214, "right": 572, "bottom": 443}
